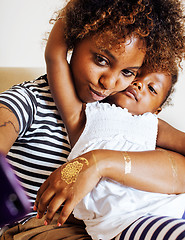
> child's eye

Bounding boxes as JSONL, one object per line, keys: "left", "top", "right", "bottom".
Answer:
{"left": 95, "top": 54, "right": 109, "bottom": 66}
{"left": 121, "top": 69, "right": 135, "bottom": 77}
{"left": 148, "top": 85, "right": 157, "bottom": 94}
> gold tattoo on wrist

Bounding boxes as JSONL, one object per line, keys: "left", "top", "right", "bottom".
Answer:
{"left": 122, "top": 151, "right": 132, "bottom": 174}
{"left": 61, "top": 157, "right": 89, "bottom": 184}
{"left": 91, "top": 152, "right": 100, "bottom": 177}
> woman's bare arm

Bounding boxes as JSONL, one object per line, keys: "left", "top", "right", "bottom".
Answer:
{"left": 35, "top": 148, "right": 185, "bottom": 225}
{"left": 0, "top": 103, "right": 19, "bottom": 155}
{"left": 94, "top": 149, "right": 185, "bottom": 194}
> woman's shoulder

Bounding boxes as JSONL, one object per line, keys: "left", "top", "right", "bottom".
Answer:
{"left": 17, "top": 74, "right": 50, "bottom": 93}
{"left": 0, "top": 74, "right": 58, "bottom": 136}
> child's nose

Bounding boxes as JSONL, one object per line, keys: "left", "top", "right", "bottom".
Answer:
{"left": 132, "top": 81, "right": 143, "bottom": 91}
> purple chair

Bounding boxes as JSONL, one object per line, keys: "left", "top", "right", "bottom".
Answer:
{"left": 0, "top": 153, "right": 30, "bottom": 227}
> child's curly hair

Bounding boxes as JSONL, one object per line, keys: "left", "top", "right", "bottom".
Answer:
{"left": 52, "top": 0, "right": 185, "bottom": 74}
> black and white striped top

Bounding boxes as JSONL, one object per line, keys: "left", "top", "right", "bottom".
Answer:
{"left": 0, "top": 75, "right": 71, "bottom": 220}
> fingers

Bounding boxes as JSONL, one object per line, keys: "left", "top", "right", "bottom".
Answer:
{"left": 34, "top": 179, "right": 56, "bottom": 219}
{"left": 44, "top": 193, "right": 66, "bottom": 225}
{"left": 45, "top": 186, "right": 75, "bottom": 225}
{"left": 36, "top": 187, "right": 56, "bottom": 219}
{"left": 34, "top": 179, "right": 49, "bottom": 211}
{"left": 57, "top": 196, "right": 76, "bottom": 226}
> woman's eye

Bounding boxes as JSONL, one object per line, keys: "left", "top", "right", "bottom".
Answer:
{"left": 148, "top": 85, "right": 157, "bottom": 94}
{"left": 122, "top": 69, "right": 135, "bottom": 77}
{"left": 95, "top": 55, "right": 109, "bottom": 66}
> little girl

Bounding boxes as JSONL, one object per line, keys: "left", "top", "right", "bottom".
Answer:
{"left": 67, "top": 69, "right": 185, "bottom": 240}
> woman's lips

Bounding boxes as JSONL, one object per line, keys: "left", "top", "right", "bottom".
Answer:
{"left": 89, "top": 86, "right": 108, "bottom": 101}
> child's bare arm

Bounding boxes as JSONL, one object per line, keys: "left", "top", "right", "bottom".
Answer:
{"left": 157, "top": 119, "right": 185, "bottom": 156}
{"left": 45, "top": 19, "right": 85, "bottom": 146}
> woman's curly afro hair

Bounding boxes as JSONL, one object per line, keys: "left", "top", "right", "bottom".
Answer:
{"left": 52, "top": 0, "right": 185, "bottom": 74}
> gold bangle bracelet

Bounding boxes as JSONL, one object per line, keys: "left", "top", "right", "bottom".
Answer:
{"left": 122, "top": 151, "right": 132, "bottom": 174}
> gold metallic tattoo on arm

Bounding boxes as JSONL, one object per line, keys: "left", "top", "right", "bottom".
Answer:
{"left": 61, "top": 157, "right": 89, "bottom": 184}
{"left": 0, "top": 106, "right": 19, "bottom": 133}
{"left": 157, "top": 149, "right": 178, "bottom": 193}
{"left": 122, "top": 151, "right": 132, "bottom": 174}
{"left": 166, "top": 151, "right": 178, "bottom": 193}
{"left": 91, "top": 152, "right": 100, "bottom": 177}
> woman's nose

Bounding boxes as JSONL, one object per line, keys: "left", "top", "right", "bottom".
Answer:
{"left": 132, "top": 81, "right": 143, "bottom": 91}
{"left": 99, "top": 73, "right": 118, "bottom": 90}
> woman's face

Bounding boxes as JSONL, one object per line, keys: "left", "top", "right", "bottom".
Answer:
{"left": 70, "top": 35, "right": 146, "bottom": 103}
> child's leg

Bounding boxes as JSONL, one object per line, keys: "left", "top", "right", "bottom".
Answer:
{"left": 115, "top": 215, "right": 185, "bottom": 240}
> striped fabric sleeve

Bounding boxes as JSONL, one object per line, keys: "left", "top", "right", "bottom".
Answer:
{"left": 0, "top": 84, "right": 37, "bottom": 137}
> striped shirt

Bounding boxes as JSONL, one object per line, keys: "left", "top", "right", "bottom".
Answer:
{"left": 0, "top": 75, "right": 71, "bottom": 220}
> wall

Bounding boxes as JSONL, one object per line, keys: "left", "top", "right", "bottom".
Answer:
{"left": 159, "top": 66, "right": 185, "bottom": 132}
{"left": 0, "top": 0, "right": 65, "bottom": 68}
{"left": 0, "top": 0, "right": 185, "bottom": 132}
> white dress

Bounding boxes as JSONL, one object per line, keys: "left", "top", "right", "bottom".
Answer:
{"left": 68, "top": 102, "right": 185, "bottom": 240}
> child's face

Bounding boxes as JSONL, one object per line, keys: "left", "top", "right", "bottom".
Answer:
{"left": 106, "top": 67, "right": 172, "bottom": 115}
{"left": 70, "top": 34, "right": 146, "bottom": 103}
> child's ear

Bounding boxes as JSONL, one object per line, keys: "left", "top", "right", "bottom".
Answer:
{"left": 154, "top": 107, "right": 162, "bottom": 115}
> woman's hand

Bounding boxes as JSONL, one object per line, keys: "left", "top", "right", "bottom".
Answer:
{"left": 34, "top": 152, "right": 101, "bottom": 226}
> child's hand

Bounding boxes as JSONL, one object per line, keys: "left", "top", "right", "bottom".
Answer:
{"left": 34, "top": 153, "right": 101, "bottom": 226}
